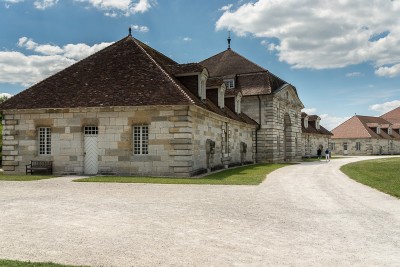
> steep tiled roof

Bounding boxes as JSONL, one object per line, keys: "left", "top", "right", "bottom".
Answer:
{"left": 200, "top": 49, "right": 292, "bottom": 97}
{"left": 332, "top": 115, "right": 400, "bottom": 140}
{"left": 301, "top": 113, "right": 332, "bottom": 136}
{"left": 199, "top": 49, "right": 266, "bottom": 77}
{"left": 164, "top": 63, "right": 205, "bottom": 76}
{"left": 0, "top": 36, "right": 203, "bottom": 110}
{"left": 380, "top": 106, "right": 400, "bottom": 124}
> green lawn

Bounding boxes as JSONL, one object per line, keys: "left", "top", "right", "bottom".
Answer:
{"left": 74, "top": 163, "right": 290, "bottom": 185}
{"left": 0, "top": 174, "right": 54, "bottom": 181}
{"left": 0, "top": 259, "right": 85, "bottom": 267}
{"left": 340, "top": 157, "right": 400, "bottom": 198}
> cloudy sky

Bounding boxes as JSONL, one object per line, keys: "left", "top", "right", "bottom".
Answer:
{"left": 1, "top": 0, "right": 400, "bottom": 129}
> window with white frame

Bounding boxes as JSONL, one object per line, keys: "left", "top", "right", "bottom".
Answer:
{"left": 356, "top": 142, "right": 361, "bottom": 151}
{"left": 343, "top": 142, "right": 348, "bottom": 150}
{"left": 224, "top": 79, "right": 235, "bottom": 89}
{"left": 377, "top": 126, "right": 381, "bottom": 134}
{"left": 133, "top": 125, "right": 148, "bottom": 155}
{"left": 39, "top": 127, "right": 51, "bottom": 155}
{"left": 388, "top": 127, "right": 392, "bottom": 135}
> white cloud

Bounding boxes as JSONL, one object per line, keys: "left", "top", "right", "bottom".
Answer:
{"left": 346, "top": 72, "right": 363, "bottom": 77}
{"left": 219, "top": 4, "right": 233, "bottom": 11}
{"left": 375, "top": 63, "right": 400, "bottom": 77}
{"left": 216, "top": 0, "right": 400, "bottom": 77}
{"left": 301, "top": 108, "right": 316, "bottom": 114}
{"left": 369, "top": 100, "right": 400, "bottom": 115}
{"left": 131, "top": 24, "right": 149, "bottom": 33}
{"left": 183, "top": 37, "right": 192, "bottom": 42}
{"left": 33, "top": 0, "right": 58, "bottom": 10}
{"left": 319, "top": 114, "right": 351, "bottom": 131}
{"left": 75, "top": 0, "right": 154, "bottom": 16}
{"left": 4, "top": 0, "right": 24, "bottom": 3}
{"left": 0, "top": 93, "right": 13, "bottom": 98}
{"left": 0, "top": 37, "right": 113, "bottom": 86}
{"left": 4, "top": 0, "right": 58, "bottom": 9}
{"left": 302, "top": 107, "right": 349, "bottom": 130}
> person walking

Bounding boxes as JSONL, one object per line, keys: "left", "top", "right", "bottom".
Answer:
{"left": 325, "top": 148, "right": 330, "bottom": 162}
{"left": 317, "top": 147, "right": 322, "bottom": 161}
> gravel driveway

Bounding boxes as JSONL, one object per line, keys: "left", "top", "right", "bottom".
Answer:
{"left": 0, "top": 156, "right": 399, "bottom": 266}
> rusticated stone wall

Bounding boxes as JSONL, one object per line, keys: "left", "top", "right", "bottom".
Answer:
{"left": 2, "top": 105, "right": 256, "bottom": 177}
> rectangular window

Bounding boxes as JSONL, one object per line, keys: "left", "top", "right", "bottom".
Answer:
{"left": 356, "top": 142, "right": 361, "bottom": 151}
{"left": 39, "top": 127, "right": 51, "bottom": 155}
{"left": 133, "top": 125, "right": 148, "bottom": 155}
{"left": 343, "top": 143, "right": 348, "bottom": 150}
{"left": 329, "top": 142, "right": 335, "bottom": 150}
{"left": 224, "top": 79, "right": 235, "bottom": 89}
{"left": 84, "top": 126, "right": 98, "bottom": 135}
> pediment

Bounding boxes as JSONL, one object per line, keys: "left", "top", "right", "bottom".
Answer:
{"left": 275, "top": 84, "right": 304, "bottom": 108}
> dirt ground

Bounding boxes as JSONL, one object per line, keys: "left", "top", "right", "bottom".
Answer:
{"left": 0, "top": 156, "right": 399, "bottom": 266}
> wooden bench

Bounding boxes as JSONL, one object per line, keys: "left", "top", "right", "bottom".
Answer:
{"left": 26, "top": 160, "right": 53, "bottom": 175}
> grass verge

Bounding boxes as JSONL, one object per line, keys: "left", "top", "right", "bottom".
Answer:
{"left": 0, "top": 259, "right": 85, "bottom": 267}
{"left": 74, "top": 163, "right": 290, "bottom": 185}
{"left": 340, "top": 157, "right": 400, "bottom": 198}
{"left": 0, "top": 174, "right": 54, "bottom": 181}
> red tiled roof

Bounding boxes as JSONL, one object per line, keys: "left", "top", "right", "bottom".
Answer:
{"left": 380, "top": 106, "right": 400, "bottom": 124}
{"left": 332, "top": 115, "right": 400, "bottom": 140}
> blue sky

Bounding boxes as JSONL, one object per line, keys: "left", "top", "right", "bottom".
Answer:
{"left": 1, "top": 0, "right": 400, "bottom": 130}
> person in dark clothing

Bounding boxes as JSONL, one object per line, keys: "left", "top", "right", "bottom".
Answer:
{"left": 325, "top": 148, "right": 330, "bottom": 162}
{"left": 317, "top": 147, "right": 322, "bottom": 161}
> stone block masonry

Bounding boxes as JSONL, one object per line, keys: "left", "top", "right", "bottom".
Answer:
{"left": 2, "top": 105, "right": 256, "bottom": 177}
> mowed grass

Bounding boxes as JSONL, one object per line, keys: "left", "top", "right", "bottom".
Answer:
{"left": 341, "top": 157, "right": 400, "bottom": 198}
{"left": 0, "top": 174, "right": 54, "bottom": 181}
{"left": 0, "top": 259, "right": 85, "bottom": 267}
{"left": 74, "top": 163, "right": 290, "bottom": 185}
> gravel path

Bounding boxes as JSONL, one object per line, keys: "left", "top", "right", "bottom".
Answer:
{"left": 0, "top": 156, "right": 399, "bottom": 266}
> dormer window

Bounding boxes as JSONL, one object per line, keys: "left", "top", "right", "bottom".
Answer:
{"left": 224, "top": 79, "right": 235, "bottom": 89}
{"left": 304, "top": 118, "right": 308, "bottom": 128}
{"left": 235, "top": 93, "right": 242, "bottom": 114}
{"left": 218, "top": 84, "right": 226, "bottom": 109}
{"left": 198, "top": 69, "right": 208, "bottom": 100}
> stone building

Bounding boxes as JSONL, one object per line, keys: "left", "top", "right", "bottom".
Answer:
{"left": 0, "top": 33, "right": 257, "bottom": 176}
{"left": 301, "top": 113, "right": 333, "bottom": 157}
{"left": 200, "top": 45, "right": 304, "bottom": 163}
{"left": 331, "top": 109, "right": 400, "bottom": 155}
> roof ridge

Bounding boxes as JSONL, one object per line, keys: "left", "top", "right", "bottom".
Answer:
{"left": 228, "top": 49, "right": 267, "bottom": 72}
{"left": 131, "top": 37, "right": 195, "bottom": 104}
